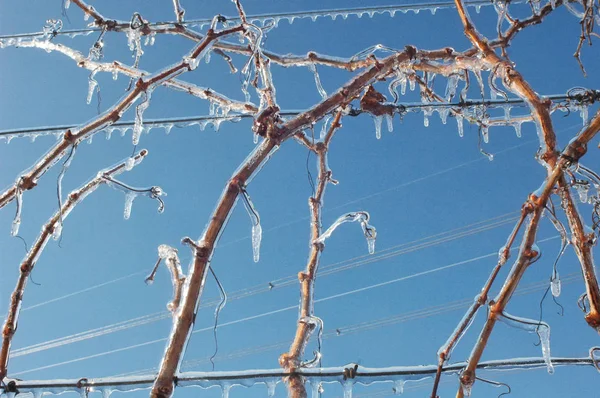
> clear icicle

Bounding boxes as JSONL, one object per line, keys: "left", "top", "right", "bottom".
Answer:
{"left": 221, "top": 384, "right": 231, "bottom": 398}
{"left": 11, "top": 184, "right": 23, "bottom": 236}
{"left": 133, "top": 89, "right": 152, "bottom": 145}
{"left": 498, "top": 312, "right": 554, "bottom": 374}
{"left": 342, "top": 381, "right": 354, "bottom": 398}
{"left": 445, "top": 75, "right": 459, "bottom": 101}
{"left": 240, "top": 186, "right": 262, "bottom": 262}
{"left": 581, "top": 105, "right": 589, "bottom": 125}
{"left": 316, "top": 211, "right": 377, "bottom": 254}
{"left": 457, "top": 114, "right": 464, "bottom": 137}
{"left": 551, "top": 272, "right": 561, "bottom": 297}
{"left": 87, "top": 71, "right": 98, "bottom": 105}
{"left": 123, "top": 192, "right": 137, "bottom": 220}
{"left": 393, "top": 379, "right": 405, "bottom": 395}
{"left": 266, "top": 381, "right": 277, "bottom": 397}
{"left": 308, "top": 62, "right": 327, "bottom": 100}
{"left": 374, "top": 116, "right": 383, "bottom": 139}
{"left": 385, "top": 114, "right": 393, "bottom": 132}
{"left": 514, "top": 122, "right": 522, "bottom": 138}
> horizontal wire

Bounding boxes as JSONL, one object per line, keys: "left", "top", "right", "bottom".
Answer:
{"left": 9, "top": 236, "right": 560, "bottom": 376}
{"left": 0, "top": 94, "right": 580, "bottom": 140}
{"left": 7, "top": 355, "right": 593, "bottom": 391}
{"left": 9, "top": 212, "right": 517, "bottom": 360}
{"left": 0, "top": 0, "right": 504, "bottom": 41}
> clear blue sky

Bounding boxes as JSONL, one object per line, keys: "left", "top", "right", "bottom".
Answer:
{"left": 1, "top": 1, "right": 599, "bottom": 397}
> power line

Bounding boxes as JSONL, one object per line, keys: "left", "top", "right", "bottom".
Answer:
{"left": 9, "top": 212, "right": 518, "bottom": 361}
{"left": 0, "top": 1, "right": 504, "bottom": 41}
{"left": 9, "top": 236, "right": 561, "bottom": 375}
{"left": 6, "top": 356, "right": 593, "bottom": 394}
{"left": 0, "top": 93, "right": 580, "bottom": 141}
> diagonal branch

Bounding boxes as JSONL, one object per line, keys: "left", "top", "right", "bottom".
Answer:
{"left": 0, "top": 149, "right": 149, "bottom": 381}
{"left": 0, "top": 24, "right": 245, "bottom": 211}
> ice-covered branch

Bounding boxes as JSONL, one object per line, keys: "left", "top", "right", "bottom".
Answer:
{"left": 0, "top": 23, "right": 245, "bottom": 212}
{"left": 279, "top": 111, "right": 343, "bottom": 398}
{"left": 4, "top": 39, "right": 257, "bottom": 115}
{"left": 454, "top": 108, "right": 600, "bottom": 396}
{"left": 0, "top": 150, "right": 150, "bottom": 381}
{"left": 145, "top": 245, "right": 186, "bottom": 313}
{"left": 172, "top": 0, "right": 185, "bottom": 23}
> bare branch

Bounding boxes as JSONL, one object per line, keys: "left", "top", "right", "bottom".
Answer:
{"left": 0, "top": 150, "right": 149, "bottom": 381}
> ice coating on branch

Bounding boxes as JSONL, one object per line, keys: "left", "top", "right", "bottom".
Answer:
{"left": 184, "top": 55, "right": 200, "bottom": 71}
{"left": 308, "top": 62, "right": 327, "bottom": 100}
{"left": 125, "top": 157, "right": 136, "bottom": 171}
{"left": 498, "top": 312, "right": 554, "bottom": 374}
{"left": 87, "top": 71, "right": 98, "bottom": 105}
{"left": 240, "top": 186, "right": 262, "bottom": 262}
{"left": 133, "top": 89, "right": 152, "bottom": 145}
{"left": 123, "top": 192, "right": 136, "bottom": 220}
{"left": 316, "top": 212, "right": 377, "bottom": 254}
{"left": 591, "top": 347, "right": 600, "bottom": 373}
{"left": 320, "top": 115, "right": 332, "bottom": 140}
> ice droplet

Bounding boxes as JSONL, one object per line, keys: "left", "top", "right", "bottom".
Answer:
{"left": 123, "top": 192, "right": 136, "bottom": 220}
{"left": 125, "top": 157, "right": 136, "bottom": 171}
{"left": 52, "top": 223, "right": 63, "bottom": 241}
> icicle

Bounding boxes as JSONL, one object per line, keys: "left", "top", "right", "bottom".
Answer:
{"left": 164, "top": 124, "right": 173, "bottom": 135}
{"left": 513, "top": 121, "right": 522, "bottom": 138}
{"left": 342, "top": 381, "right": 354, "bottom": 398}
{"left": 11, "top": 182, "right": 23, "bottom": 236}
{"left": 385, "top": 114, "right": 394, "bottom": 132}
{"left": 308, "top": 62, "right": 327, "bottom": 100}
{"left": 373, "top": 116, "right": 383, "bottom": 139}
{"left": 64, "top": 0, "right": 71, "bottom": 8}
{"left": 51, "top": 223, "right": 63, "bottom": 240}
{"left": 112, "top": 69, "right": 118, "bottom": 80}
{"left": 576, "top": 182, "right": 590, "bottom": 203}
{"left": 439, "top": 108, "right": 449, "bottom": 125}
{"left": 240, "top": 186, "right": 262, "bottom": 262}
{"left": 581, "top": 105, "right": 589, "bottom": 125}
{"left": 456, "top": 114, "right": 464, "bottom": 137}
{"left": 393, "top": 379, "right": 405, "bottom": 395}
{"left": 445, "top": 75, "right": 459, "bottom": 101}
{"left": 498, "top": 312, "right": 554, "bottom": 374}
{"left": 133, "top": 89, "right": 152, "bottom": 145}
{"left": 423, "top": 107, "right": 433, "bottom": 127}
{"left": 266, "top": 381, "right": 277, "bottom": 397}
{"left": 101, "top": 389, "right": 112, "bottom": 398}
{"left": 86, "top": 70, "right": 98, "bottom": 105}
{"left": 144, "top": 32, "right": 156, "bottom": 46}
{"left": 221, "top": 384, "right": 231, "bottom": 398}
{"left": 123, "top": 192, "right": 136, "bottom": 220}
{"left": 311, "top": 381, "right": 324, "bottom": 398}
{"left": 409, "top": 77, "right": 416, "bottom": 91}
{"left": 461, "top": 379, "right": 473, "bottom": 397}
{"left": 551, "top": 272, "right": 561, "bottom": 297}
{"left": 316, "top": 212, "right": 377, "bottom": 254}
{"left": 482, "top": 125, "right": 489, "bottom": 144}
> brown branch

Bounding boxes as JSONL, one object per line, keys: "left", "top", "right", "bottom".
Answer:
{"left": 0, "top": 24, "right": 245, "bottom": 211}
{"left": 279, "top": 111, "right": 343, "bottom": 398}
{"left": 11, "top": 40, "right": 257, "bottom": 114}
{"left": 430, "top": 206, "right": 529, "bottom": 398}
{"left": 557, "top": 178, "right": 600, "bottom": 328}
{"left": 456, "top": 110, "right": 600, "bottom": 397}
{"left": 172, "top": 0, "right": 185, "bottom": 23}
{"left": 0, "top": 149, "right": 149, "bottom": 381}
{"left": 71, "top": 0, "right": 105, "bottom": 23}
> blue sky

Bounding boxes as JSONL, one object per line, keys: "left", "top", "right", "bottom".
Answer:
{"left": 1, "top": 1, "right": 600, "bottom": 397}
